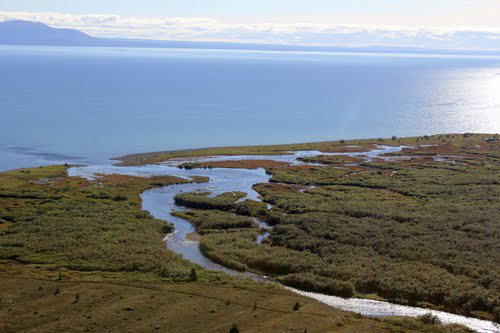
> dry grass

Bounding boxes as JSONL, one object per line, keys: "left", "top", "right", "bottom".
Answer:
{"left": 0, "top": 264, "right": 474, "bottom": 333}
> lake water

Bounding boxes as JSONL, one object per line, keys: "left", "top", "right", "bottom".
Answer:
{"left": 1, "top": 45, "right": 500, "bottom": 171}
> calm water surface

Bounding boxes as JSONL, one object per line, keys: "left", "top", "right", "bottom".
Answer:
{"left": 1, "top": 45, "right": 500, "bottom": 170}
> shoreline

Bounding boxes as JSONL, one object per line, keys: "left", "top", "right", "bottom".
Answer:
{"left": 113, "top": 133, "right": 497, "bottom": 166}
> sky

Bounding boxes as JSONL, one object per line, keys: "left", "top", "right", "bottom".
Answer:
{"left": 1, "top": 0, "right": 500, "bottom": 50}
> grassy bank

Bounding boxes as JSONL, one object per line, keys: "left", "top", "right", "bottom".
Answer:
{"left": 115, "top": 133, "right": 492, "bottom": 166}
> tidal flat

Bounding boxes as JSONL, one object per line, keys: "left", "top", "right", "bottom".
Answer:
{"left": 0, "top": 133, "right": 498, "bottom": 332}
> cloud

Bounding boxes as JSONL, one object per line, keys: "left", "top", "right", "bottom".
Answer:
{"left": 1, "top": 11, "right": 499, "bottom": 50}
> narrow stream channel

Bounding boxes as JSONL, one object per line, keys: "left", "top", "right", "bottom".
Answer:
{"left": 69, "top": 147, "right": 499, "bottom": 333}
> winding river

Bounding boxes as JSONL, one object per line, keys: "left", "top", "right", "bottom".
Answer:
{"left": 69, "top": 146, "right": 499, "bottom": 333}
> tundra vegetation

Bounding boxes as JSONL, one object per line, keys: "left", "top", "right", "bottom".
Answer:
{"left": 178, "top": 159, "right": 289, "bottom": 170}
{"left": 172, "top": 134, "right": 500, "bottom": 322}
{"left": 0, "top": 167, "right": 197, "bottom": 279}
{"left": 116, "top": 132, "right": 490, "bottom": 165}
{"left": 0, "top": 164, "right": 473, "bottom": 331}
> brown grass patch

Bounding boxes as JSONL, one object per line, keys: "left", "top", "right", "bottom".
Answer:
{"left": 194, "top": 159, "right": 289, "bottom": 169}
{"left": 253, "top": 183, "right": 308, "bottom": 193}
{"left": 0, "top": 265, "right": 398, "bottom": 333}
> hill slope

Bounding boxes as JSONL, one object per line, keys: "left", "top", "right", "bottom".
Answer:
{"left": 0, "top": 20, "right": 99, "bottom": 46}
{"left": 1, "top": 20, "right": 499, "bottom": 56}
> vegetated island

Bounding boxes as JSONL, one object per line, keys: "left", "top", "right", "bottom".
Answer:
{"left": 0, "top": 133, "right": 498, "bottom": 332}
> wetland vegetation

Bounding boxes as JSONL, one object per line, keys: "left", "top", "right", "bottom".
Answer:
{"left": 0, "top": 166, "right": 198, "bottom": 280}
{"left": 0, "top": 133, "right": 497, "bottom": 331}
{"left": 1, "top": 164, "right": 473, "bottom": 332}
{"left": 170, "top": 134, "right": 500, "bottom": 322}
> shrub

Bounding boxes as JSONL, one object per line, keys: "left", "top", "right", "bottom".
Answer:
{"left": 189, "top": 268, "right": 198, "bottom": 281}
{"left": 278, "top": 273, "right": 355, "bottom": 298}
{"left": 173, "top": 210, "right": 257, "bottom": 234}
{"left": 235, "top": 200, "right": 268, "bottom": 217}
{"left": 174, "top": 192, "right": 236, "bottom": 211}
{"left": 161, "top": 223, "right": 174, "bottom": 234}
{"left": 229, "top": 324, "right": 239, "bottom": 333}
{"left": 418, "top": 313, "right": 440, "bottom": 325}
{"left": 112, "top": 194, "right": 128, "bottom": 201}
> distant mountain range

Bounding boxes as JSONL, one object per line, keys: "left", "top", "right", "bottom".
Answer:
{"left": 0, "top": 20, "right": 99, "bottom": 45}
{"left": 1, "top": 20, "right": 498, "bottom": 56}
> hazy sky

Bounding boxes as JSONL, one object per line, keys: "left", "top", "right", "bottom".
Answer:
{"left": 1, "top": 0, "right": 500, "bottom": 49}
{"left": 2, "top": 0, "right": 500, "bottom": 26}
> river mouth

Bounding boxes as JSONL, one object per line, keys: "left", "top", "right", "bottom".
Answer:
{"left": 140, "top": 167, "right": 270, "bottom": 278}
{"left": 69, "top": 147, "right": 499, "bottom": 333}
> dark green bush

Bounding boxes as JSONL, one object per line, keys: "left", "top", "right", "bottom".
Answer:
{"left": 278, "top": 273, "right": 355, "bottom": 298}
{"left": 418, "top": 313, "right": 440, "bottom": 325}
